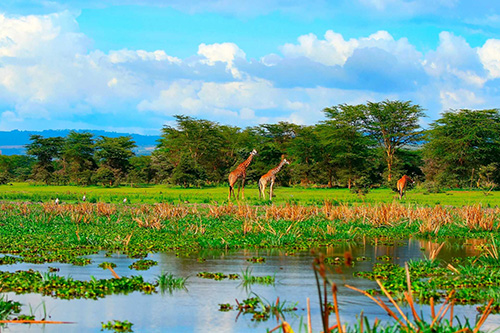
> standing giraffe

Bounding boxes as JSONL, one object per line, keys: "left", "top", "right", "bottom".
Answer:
{"left": 259, "top": 157, "right": 290, "bottom": 200}
{"left": 397, "top": 175, "right": 414, "bottom": 200}
{"left": 228, "top": 149, "right": 257, "bottom": 200}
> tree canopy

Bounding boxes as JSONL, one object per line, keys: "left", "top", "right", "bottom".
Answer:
{"left": 7, "top": 101, "right": 500, "bottom": 190}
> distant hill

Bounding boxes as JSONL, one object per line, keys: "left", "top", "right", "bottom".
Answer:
{"left": 0, "top": 130, "right": 161, "bottom": 156}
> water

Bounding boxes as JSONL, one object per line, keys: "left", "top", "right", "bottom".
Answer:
{"left": 1, "top": 239, "right": 499, "bottom": 332}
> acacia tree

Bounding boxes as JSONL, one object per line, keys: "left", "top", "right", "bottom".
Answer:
{"left": 286, "top": 125, "right": 322, "bottom": 185}
{"left": 154, "top": 115, "right": 238, "bottom": 185}
{"left": 362, "top": 100, "right": 424, "bottom": 181}
{"left": 62, "top": 131, "right": 96, "bottom": 185}
{"left": 0, "top": 155, "right": 35, "bottom": 181}
{"left": 94, "top": 136, "right": 136, "bottom": 184}
{"left": 423, "top": 109, "right": 500, "bottom": 187}
{"left": 320, "top": 104, "right": 374, "bottom": 188}
{"left": 25, "top": 135, "right": 64, "bottom": 183}
{"left": 246, "top": 122, "right": 298, "bottom": 185}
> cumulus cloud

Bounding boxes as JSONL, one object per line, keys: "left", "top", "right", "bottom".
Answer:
{"left": 282, "top": 31, "right": 359, "bottom": 66}
{"left": 282, "top": 30, "right": 421, "bottom": 67}
{"left": 246, "top": 30, "right": 426, "bottom": 92}
{"left": 108, "top": 49, "right": 181, "bottom": 64}
{"left": 2, "top": 10, "right": 500, "bottom": 132}
{"left": 198, "top": 42, "right": 246, "bottom": 78}
{"left": 478, "top": 39, "right": 500, "bottom": 79}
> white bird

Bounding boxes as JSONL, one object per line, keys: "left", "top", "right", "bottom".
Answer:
{"left": 82, "top": 195, "right": 86, "bottom": 202}
{"left": 123, "top": 198, "right": 127, "bottom": 204}
{"left": 55, "top": 198, "right": 60, "bottom": 205}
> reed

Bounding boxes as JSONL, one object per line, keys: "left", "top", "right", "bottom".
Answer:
{"left": 312, "top": 253, "right": 494, "bottom": 332}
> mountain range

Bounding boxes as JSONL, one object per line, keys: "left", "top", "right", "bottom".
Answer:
{"left": 0, "top": 130, "right": 161, "bottom": 156}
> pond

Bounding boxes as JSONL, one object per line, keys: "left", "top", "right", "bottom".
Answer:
{"left": 1, "top": 238, "right": 499, "bottom": 332}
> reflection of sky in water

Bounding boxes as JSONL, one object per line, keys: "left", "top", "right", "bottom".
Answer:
{"left": 0, "top": 238, "right": 498, "bottom": 332}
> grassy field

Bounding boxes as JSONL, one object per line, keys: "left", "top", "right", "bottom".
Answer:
{"left": 1, "top": 182, "right": 499, "bottom": 207}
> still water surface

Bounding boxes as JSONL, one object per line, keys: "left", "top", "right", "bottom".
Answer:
{"left": 1, "top": 239, "right": 499, "bottom": 332}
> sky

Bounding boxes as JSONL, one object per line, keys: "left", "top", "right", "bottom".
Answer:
{"left": 0, "top": 1, "right": 500, "bottom": 134}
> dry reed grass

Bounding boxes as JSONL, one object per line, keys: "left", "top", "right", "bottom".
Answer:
{"left": 1, "top": 201, "right": 499, "bottom": 232}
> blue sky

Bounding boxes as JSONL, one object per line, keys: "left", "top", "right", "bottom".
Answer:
{"left": 1, "top": 1, "right": 500, "bottom": 134}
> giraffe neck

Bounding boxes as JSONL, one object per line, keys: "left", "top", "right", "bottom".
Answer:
{"left": 270, "top": 160, "right": 287, "bottom": 176}
{"left": 241, "top": 153, "right": 254, "bottom": 170}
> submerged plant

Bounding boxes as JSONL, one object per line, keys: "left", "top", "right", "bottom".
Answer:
{"left": 156, "top": 271, "right": 187, "bottom": 293}
{"left": 101, "top": 320, "right": 133, "bottom": 332}
{"left": 240, "top": 267, "right": 275, "bottom": 286}
{"left": 0, "top": 296, "right": 21, "bottom": 321}
{"left": 196, "top": 272, "right": 239, "bottom": 280}
{"left": 0, "top": 270, "right": 156, "bottom": 300}
{"left": 128, "top": 259, "right": 158, "bottom": 271}
{"left": 231, "top": 295, "right": 297, "bottom": 322}
{"left": 246, "top": 256, "right": 266, "bottom": 263}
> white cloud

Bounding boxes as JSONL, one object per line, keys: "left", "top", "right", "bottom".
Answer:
{"left": 423, "top": 32, "right": 486, "bottom": 89}
{"left": 108, "top": 49, "right": 181, "bottom": 64}
{"left": 478, "top": 39, "right": 500, "bottom": 79}
{"left": 198, "top": 42, "right": 246, "bottom": 78}
{"left": 137, "top": 81, "right": 203, "bottom": 114}
{"left": 1, "top": 10, "right": 500, "bottom": 132}
{"left": 239, "top": 108, "right": 255, "bottom": 120}
{"left": 439, "top": 89, "right": 484, "bottom": 110}
{"left": 282, "top": 31, "right": 358, "bottom": 66}
{"left": 281, "top": 30, "right": 420, "bottom": 67}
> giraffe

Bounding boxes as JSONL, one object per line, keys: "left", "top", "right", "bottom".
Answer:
{"left": 228, "top": 149, "right": 257, "bottom": 200}
{"left": 259, "top": 157, "right": 290, "bottom": 200}
{"left": 397, "top": 175, "right": 414, "bottom": 200}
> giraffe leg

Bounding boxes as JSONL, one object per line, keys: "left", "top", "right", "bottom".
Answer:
{"left": 241, "top": 177, "right": 246, "bottom": 199}
{"left": 259, "top": 179, "right": 266, "bottom": 200}
{"left": 270, "top": 180, "right": 274, "bottom": 201}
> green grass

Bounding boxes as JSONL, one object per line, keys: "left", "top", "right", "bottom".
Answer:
{"left": 1, "top": 182, "right": 500, "bottom": 207}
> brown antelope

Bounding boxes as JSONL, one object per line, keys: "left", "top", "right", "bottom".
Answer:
{"left": 397, "top": 175, "right": 414, "bottom": 199}
{"left": 259, "top": 157, "right": 290, "bottom": 200}
{"left": 228, "top": 149, "right": 257, "bottom": 200}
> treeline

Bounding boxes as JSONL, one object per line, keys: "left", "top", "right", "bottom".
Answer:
{"left": 1, "top": 100, "right": 500, "bottom": 190}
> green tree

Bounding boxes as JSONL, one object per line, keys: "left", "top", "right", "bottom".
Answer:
{"left": 362, "top": 100, "right": 424, "bottom": 182}
{"left": 128, "top": 156, "right": 154, "bottom": 184}
{"left": 155, "top": 115, "right": 238, "bottom": 184}
{"left": 246, "top": 122, "right": 298, "bottom": 185}
{"left": 92, "top": 166, "right": 116, "bottom": 186}
{"left": 25, "top": 135, "right": 64, "bottom": 183}
{"left": 320, "top": 104, "right": 374, "bottom": 188}
{"left": 423, "top": 109, "right": 500, "bottom": 187}
{"left": 286, "top": 125, "right": 323, "bottom": 185}
{"left": 94, "top": 136, "right": 137, "bottom": 183}
{"left": 0, "top": 155, "right": 35, "bottom": 181}
{"left": 62, "top": 131, "right": 96, "bottom": 185}
{"left": 171, "top": 153, "right": 206, "bottom": 187}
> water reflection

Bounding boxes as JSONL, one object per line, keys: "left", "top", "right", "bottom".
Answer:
{"left": 0, "top": 238, "right": 498, "bottom": 332}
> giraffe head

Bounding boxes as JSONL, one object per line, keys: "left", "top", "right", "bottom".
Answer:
{"left": 404, "top": 175, "right": 414, "bottom": 183}
{"left": 251, "top": 149, "right": 258, "bottom": 156}
{"left": 283, "top": 158, "right": 290, "bottom": 165}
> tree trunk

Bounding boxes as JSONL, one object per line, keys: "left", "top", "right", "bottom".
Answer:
{"left": 386, "top": 147, "right": 393, "bottom": 181}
